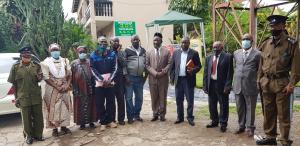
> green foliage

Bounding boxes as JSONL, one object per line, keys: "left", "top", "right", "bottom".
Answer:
{"left": 1, "top": 0, "right": 94, "bottom": 61}
{"left": 61, "top": 19, "right": 95, "bottom": 61}
{"left": 0, "top": 9, "right": 18, "bottom": 52}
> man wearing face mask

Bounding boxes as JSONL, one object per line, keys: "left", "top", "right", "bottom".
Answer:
{"left": 123, "top": 35, "right": 147, "bottom": 124}
{"left": 146, "top": 32, "right": 171, "bottom": 122}
{"left": 90, "top": 36, "right": 118, "bottom": 131}
{"left": 256, "top": 15, "right": 300, "bottom": 146}
{"left": 233, "top": 34, "right": 261, "bottom": 137}
{"left": 203, "top": 41, "right": 233, "bottom": 132}
{"left": 8, "top": 46, "right": 44, "bottom": 144}
{"left": 41, "top": 43, "right": 72, "bottom": 137}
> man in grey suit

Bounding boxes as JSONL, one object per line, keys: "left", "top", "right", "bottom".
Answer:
{"left": 233, "top": 33, "right": 261, "bottom": 137}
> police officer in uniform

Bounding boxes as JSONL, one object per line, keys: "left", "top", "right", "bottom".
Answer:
{"left": 8, "top": 46, "right": 44, "bottom": 144}
{"left": 256, "top": 15, "right": 300, "bottom": 146}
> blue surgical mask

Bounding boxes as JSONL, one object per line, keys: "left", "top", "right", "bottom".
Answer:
{"left": 51, "top": 51, "right": 60, "bottom": 59}
{"left": 242, "top": 40, "right": 252, "bottom": 50}
{"left": 96, "top": 45, "right": 106, "bottom": 53}
{"left": 79, "top": 53, "right": 87, "bottom": 60}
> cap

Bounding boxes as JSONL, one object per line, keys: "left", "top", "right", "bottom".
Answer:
{"left": 267, "top": 15, "right": 288, "bottom": 25}
{"left": 18, "top": 46, "right": 32, "bottom": 54}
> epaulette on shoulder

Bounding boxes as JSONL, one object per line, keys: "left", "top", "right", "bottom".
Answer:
{"left": 287, "top": 37, "right": 297, "bottom": 44}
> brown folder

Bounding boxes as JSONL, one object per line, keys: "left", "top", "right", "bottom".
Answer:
{"left": 186, "top": 59, "right": 195, "bottom": 69}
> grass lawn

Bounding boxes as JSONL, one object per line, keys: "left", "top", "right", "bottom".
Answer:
{"left": 196, "top": 70, "right": 203, "bottom": 88}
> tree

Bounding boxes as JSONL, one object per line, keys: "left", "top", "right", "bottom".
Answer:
{"left": 2, "top": 0, "right": 94, "bottom": 60}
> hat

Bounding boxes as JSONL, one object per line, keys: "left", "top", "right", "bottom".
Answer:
{"left": 154, "top": 32, "right": 163, "bottom": 38}
{"left": 267, "top": 15, "right": 288, "bottom": 25}
{"left": 18, "top": 46, "right": 32, "bottom": 54}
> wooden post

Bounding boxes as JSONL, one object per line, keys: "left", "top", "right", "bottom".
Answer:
{"left": 250, "top": 0, "right": 257, "bottom": 48}
{"left": 297, "top": 1, "right": 300, "bottom": 41}
{"left": 212, "top": 0, "right": 216, "bottom": 42}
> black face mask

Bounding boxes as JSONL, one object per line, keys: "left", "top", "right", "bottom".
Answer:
{"left": 271, "top": 29, "right": 282, "bottom": 36}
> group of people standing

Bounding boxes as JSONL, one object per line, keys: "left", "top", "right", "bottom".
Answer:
{"left": 203, "top": 15, "right": 300, "bottom": 146}
{"left": 7, "top": 14, "right": 300, "bottom": 146}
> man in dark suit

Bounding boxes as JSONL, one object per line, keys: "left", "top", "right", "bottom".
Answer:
{"left": 170, "top": 37, "right": 201, "bottom": 126}
{"left": 203, "top": 41, "right": 233, "bottom": 132}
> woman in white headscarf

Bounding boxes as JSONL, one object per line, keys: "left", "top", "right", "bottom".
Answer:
{"left": 41, "top": 43, "right": 72, "bottom": 137}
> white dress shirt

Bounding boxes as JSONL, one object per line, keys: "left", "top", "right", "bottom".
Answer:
{"left": 211, "top": 55, "right": 219, "bottom": 80}
{"left": 179, "top": 49, "right": 189, "bottom": 76}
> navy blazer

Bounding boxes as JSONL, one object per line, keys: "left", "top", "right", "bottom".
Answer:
{"left": 203, "top": 52, "right": 233, "bottom": 94}
{"left": 170, "top": 48, "right": 201, "bottom": 87}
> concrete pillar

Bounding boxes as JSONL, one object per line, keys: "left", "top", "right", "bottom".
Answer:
{"left": 90, "top": 0, "right": 97, "bottom": 41}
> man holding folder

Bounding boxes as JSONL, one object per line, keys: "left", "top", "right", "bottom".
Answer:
{"left": 170, "top": 37, "right": 201, "bottom": 126}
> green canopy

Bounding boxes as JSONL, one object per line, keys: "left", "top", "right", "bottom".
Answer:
{"left": 145, "top": 11, "right": 203, "bottom": 27}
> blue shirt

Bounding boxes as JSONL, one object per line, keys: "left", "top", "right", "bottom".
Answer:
{"left": 90, "top": 49, "right": 117, "bottom": 81}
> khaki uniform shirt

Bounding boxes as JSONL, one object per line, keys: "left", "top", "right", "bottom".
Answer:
{"left": 258, "top": 32, "right": 300, "bottom": 87}
{"left": 7, "top": 61, "right": 42, "bottom": 107}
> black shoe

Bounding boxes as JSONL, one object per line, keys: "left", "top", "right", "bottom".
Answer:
{"left": 26, "top": 137, "right": 33, "bottom": 144}
{"left": 234, "top": 128, "right": 245, "bottom": 134}
{"left": 52, "top": 129, "right": 59, "bottom": 137}
{"left": 160, "top": 116, "right": 166, "bottom": 122}
{"left": 80, "top": 124, "right": 86, "bottom": 130}
{"left": 188, "top": 120, "right": 195, "bottom": 126}
{"left": 174, "top": 119, "right": 184, "bottom": 124}
{"left": 135, "top": 117, "right": 143, "bottom": 122}
{"left": 206, "top": 122, "right": 218, "bottom": 128}
{"left": 128, "top": 119, "right": 134, "bottom": 124}
{"left": 89, "top": 123, "right": 96, "bottom": 128}
{"left": 220, "top": 126, "right": 227, "bottom": 133}
{"left": 61, "top": 127, "right": 72, "bottom": 135}
{"left": 151, "top": 116, "right": 158, "bottom": 122}
{"left": 118, "top": 121, "right": 125, "bottom": 125}
{"left": 33, "top": 137, "right": 45, "bottom": 141}
{"left": 256, "top": 138, "right": 277, "bottom": 145}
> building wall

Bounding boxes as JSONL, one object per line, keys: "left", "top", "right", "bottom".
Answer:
{"left": 96, "top": 0, "right": 173, "bottom": 50}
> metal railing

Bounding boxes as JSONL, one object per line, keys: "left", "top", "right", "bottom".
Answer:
{"left": 95, "top": 0, "right": 113, "bottom": 17}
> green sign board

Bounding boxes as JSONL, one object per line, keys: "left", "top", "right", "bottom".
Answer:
{"left": 114, "top": 21, "right": 136, "bottom": 36}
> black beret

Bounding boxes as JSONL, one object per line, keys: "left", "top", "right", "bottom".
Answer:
{"left": 18, "top": 46, "right": 32, "bottom": 54}
{"left": 267, "top": 15, "right": 288, "bottom": 25}
{"left": 154, "top": 32, "right": 163, "bottom": 38}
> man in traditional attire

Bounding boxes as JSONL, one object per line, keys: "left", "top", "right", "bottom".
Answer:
{"left": 41, "top": 43, "right": 72, "bottom": 137}
{"left": 71, "top": 46, "right": 97, "bottom": 130}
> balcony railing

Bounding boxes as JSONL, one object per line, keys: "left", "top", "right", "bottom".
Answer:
{"left": 95, "top": 0, "right": 113, "bottom": 17}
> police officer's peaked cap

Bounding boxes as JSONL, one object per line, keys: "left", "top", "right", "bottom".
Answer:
{"left": 18, "top": 46, "right": 32, "bottom": 54}
{"left": 267, "top": 15, "right": 288, "bottom": 25}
